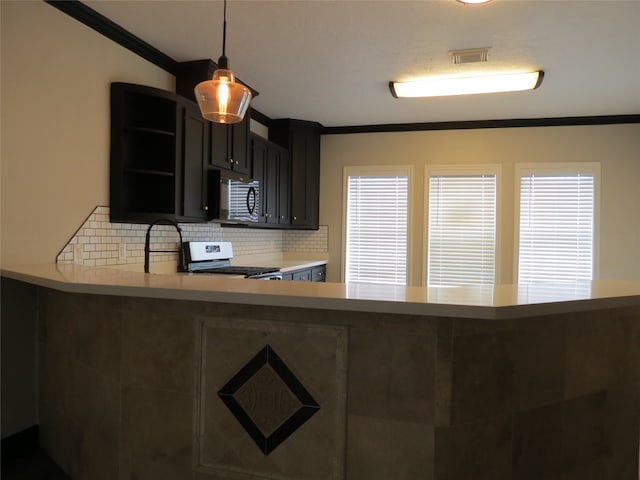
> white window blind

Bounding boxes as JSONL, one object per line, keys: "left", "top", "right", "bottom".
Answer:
{"left": 345, "top": 174, "right": 408, "bottom": 285}
{"left": 427, "top": 174, "right": 497, "bottom": 286}
{"left": 518, "top": 173, "right": 595, "bottom": 283}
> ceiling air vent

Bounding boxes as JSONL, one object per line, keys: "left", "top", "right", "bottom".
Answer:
{"left": 450, "top": 47, "right": 490, "bottom": 64}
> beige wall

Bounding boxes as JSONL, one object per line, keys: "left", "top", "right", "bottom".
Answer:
{"left": 320, "top": 124, "right": 640, "bottom": 285}
{"left": 1, "top": 1, "right": 174, "bottom": 266}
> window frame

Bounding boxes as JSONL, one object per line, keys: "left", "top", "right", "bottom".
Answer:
{"left": 513, "top": 162, "right": 601, "bottom": 283}
{"left": 341, "top": 165, "right": 413, "bottom": 285}
{"left": 423, "top": 164, "right": 502, "bottom": 287}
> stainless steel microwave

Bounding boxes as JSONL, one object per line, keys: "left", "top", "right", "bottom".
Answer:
{"left": 207, "top": 169, "right": 260, "bottom": 224}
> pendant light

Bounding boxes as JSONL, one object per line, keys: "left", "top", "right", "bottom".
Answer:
{"left": 194, "top": 0, "right": 252, "bottom": 124}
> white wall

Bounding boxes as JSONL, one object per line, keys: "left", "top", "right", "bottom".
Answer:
{"left": 320, "top": 124, "right": 640, "bottom": 285}
{"left": 1, "top": 1, "right": 175, "bottom": 266}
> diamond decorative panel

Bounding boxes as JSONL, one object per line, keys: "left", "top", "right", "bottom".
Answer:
{"left": 218, "top": 345, "right": 320, "bottom": 455}
{"left": 194, "top": 317, "right": 347, "bottom": 480}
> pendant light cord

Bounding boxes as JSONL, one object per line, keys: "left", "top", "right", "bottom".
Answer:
{"left": 222, "top": 0, "right": 227, "bottom": 58}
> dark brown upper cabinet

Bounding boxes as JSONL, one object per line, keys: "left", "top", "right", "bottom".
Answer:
{"left": 110, "top": 82, "right": 209, "bottom": 224}
{"left": 270, "top": 119, "right": 322, "bottom": 229}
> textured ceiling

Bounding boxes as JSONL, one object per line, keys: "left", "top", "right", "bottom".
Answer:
{"left": 83, "top": 0, "right": 640, "bottom": 127}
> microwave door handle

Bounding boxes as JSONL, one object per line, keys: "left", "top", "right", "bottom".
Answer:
{"left": 247, "top": 186, "right": 257, "bottom": 214}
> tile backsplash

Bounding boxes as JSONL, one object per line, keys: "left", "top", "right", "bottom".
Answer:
{"left": 56, "top": 206, "right": 328, "bottom": 266}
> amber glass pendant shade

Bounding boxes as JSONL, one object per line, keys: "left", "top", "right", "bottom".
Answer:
{"left": 194, "top": 57, "right": 252, "bottom": 124}
{"left": 195, "top": 0, "right": 252, "bottom": 124}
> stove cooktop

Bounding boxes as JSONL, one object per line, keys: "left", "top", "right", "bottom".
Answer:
{"left": 193, "top": 265, "right": 280, "bottom": 276}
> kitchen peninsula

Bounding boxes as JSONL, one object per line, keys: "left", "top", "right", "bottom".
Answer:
{"left": 2, "top": 263, "right": 639, "bottom": 480}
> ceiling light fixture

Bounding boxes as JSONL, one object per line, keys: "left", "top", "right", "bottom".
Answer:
{"left": 456, "top": 0, "right": 493, "bottom": 4}
{"left": 389, "top": 71, "right": 544, "bottom": 98}
{"left": 194, "top": 0, "right": 252, "bottom": 124}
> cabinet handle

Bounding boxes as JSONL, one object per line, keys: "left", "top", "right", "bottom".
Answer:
{"left": 293, "top": 216, "right": 297, "bottom": 220}
{"left": 203, "top": 205, "right": 208, "bottom": 211}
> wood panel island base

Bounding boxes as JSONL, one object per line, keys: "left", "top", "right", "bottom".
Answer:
{"left": 3, "top": 265, "right": 640, "bottom": 480}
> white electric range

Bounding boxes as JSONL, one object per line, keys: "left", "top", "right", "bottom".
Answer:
{"left": 183, "top": 241, "right": 282, "bottom": 280}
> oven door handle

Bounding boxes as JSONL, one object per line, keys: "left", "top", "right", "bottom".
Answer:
{"left": 246, "top": 186, "right": 257, "bottom": 214}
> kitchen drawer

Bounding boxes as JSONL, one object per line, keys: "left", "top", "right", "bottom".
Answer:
{"left": 292, "top": 270, "right": 312, "bottom": 282}
{"left": 283, "top": 264, "right": 327, "bottom": 282}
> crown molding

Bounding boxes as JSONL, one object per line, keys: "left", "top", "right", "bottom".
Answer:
{"left": 321, "top": 114, "right": 640, "bottom": 135}
{"left": 45, "top": 0, "right": 177, "bottom": 74}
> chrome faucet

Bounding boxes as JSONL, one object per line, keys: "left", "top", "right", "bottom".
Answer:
{"left": 144, "top": 219, "right": 186, "bottom": 273}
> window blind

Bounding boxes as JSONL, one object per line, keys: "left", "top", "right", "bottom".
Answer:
{"left": 345, "top": 175, "right": 408, "bottom": 285}
{"left": 427, "top": 174, "right": 496, "bottom": 286}
{"left": 518, "top": 173, "right": 594, "bottom": 283}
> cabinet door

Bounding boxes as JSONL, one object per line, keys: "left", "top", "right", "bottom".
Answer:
{"left": 265, "top": 145, "right": 280, "bottom": 224}
{"left": 179, "top": 99, "right": 209, "bottom": 221}
{"left": 251, "top": 134, "right": 290, "bottom": 226}
{"left": 290, "top": 125, "right": 320, "bottom": 228}
{"left": 278, "top": 151, "right": 290, "bottom": 225}
{"left": 251, "top": 135, "right": 269, "bottom": 223}
{"left": 209, "top": 116, "right": 250, "bottom": 174}
{"left": 311, "top": 265, "right": 326, "bottom": 282}
{"left": 210, "top": 123, "right": 231, "bottom": 170}
{"left": 231, "top": 116, "right": 250, "bottom": 175}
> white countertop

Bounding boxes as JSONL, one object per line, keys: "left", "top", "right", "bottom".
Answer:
{"left": 2, "top": 262, "right": 640, "bottom": 319}
{"left": 231, "top": 254, "right": 327, "bottom": 273}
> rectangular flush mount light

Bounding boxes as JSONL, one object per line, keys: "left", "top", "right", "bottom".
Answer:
{"left": 389, "top": 71, "right": 544, "bottom": 98}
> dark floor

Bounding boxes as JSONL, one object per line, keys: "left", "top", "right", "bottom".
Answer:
{"left": 1, "top": 448, "right": 70, "bottom": 480}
